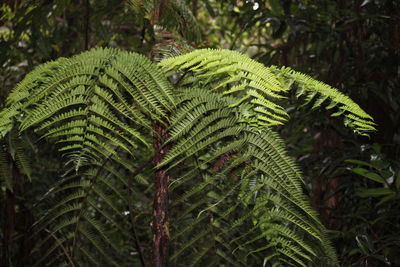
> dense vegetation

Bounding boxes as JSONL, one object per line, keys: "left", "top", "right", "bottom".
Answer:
{"left": 1, "top": 0, "right": 399, "bottom": 266}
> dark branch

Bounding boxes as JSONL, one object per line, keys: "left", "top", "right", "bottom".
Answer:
{"left": 83, "top": 0, "right": 90, "bottom": 50}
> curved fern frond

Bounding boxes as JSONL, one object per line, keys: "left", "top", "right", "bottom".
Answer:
{"left": 159, "top": 49, "right": 375, "bottom": 135}
{"left": 164, "top": 87, "right": 338, "bottom": 266}
{"left": 31, "top": 155, "right": 153, "bottom": 267}
{"left": 269, "top": 66, "right": 376, "bottom": 135}
{"left": 1, "top": 47, "right": 174, "bottom": 170}
{"left": 0, "top": 47, "right": 174, "bottom": 266}
{"left": 160, "top": 49, "right": 291, "bottom": 128}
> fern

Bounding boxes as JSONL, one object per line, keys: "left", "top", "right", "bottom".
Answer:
{"left": 2, "top": 48, "right": 174, "bottom": 165}
{"left": 0, "top": 129, "right": 33, "bottom": 193}
{"left": 270, "top": 66, "right": 376, "bottom": 135}
{"left": 0, "top": 47, "right": 173, "bottom": 266}
{"left": 164, "top": 87, "right": 338, "bottom": 266}
{"left": 0, "top": 47, "right": 375, "bottom": 266}
{"left": 160, "top": 48, "right": 375, "bottom": 134}
{"left": 157, "top": 49, "right": 374, "bottom": 266}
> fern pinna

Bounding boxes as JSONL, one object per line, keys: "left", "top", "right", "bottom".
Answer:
{"left": 0, "top": 47, "right": 374, "bottom": 266}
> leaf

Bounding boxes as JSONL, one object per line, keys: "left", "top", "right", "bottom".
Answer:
{"left": 202, "top": 0, "right": 216, "bottom": 17}
{"left": 348, "top": 248, "right": 361, "bottom": 256}
{"left": 361, "top": 0, "right": 372, "bottom": 7}
{"left": 356, "top": 188, "right": 393, "bottom": 198}
{"left": 331, "top": 110, "right": 344, "bottom": 117}
{"left": 345, "top": 159, "right": 377, "bottom": 169}
{"left": 376, "top": 193, "right": 397, "bottom": 206}
{"left": 351, "top": 167, "right": 385, "bottom": 183}
{"left": 355, "top": 235, "right": 372, "bottom": 255}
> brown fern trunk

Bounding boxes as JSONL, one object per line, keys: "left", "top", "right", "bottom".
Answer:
{"left": 152, "top": 122, "right": 170, "bottom": 267}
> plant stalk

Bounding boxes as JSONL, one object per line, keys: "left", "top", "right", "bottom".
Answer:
{"left": 152, "top": 122, "right": 170, "bottom": 267}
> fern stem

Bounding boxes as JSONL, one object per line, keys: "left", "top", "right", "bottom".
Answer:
{"left": 152, "top": 122, "right": 170, "bottom": 267}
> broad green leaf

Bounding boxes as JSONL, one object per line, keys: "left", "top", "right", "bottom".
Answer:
{"left": 356, "top": 188, "right": 393, "bottom": 198}
{"left": 351, "top": 167, "right": 385, "bottom": 183}
{"left": 376, "top": 193, "right": 397, "bottom": 206}
{"left": 345, "top": 159, "right": 376, "bottom": 169}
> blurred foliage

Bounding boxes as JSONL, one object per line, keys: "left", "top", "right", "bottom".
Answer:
{"left": 1, "top": 0, "right": 399, "bottom": 266}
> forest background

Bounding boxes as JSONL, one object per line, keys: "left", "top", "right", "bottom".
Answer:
{"left": 0, "top": 0, "right": 399, "bottom": 266}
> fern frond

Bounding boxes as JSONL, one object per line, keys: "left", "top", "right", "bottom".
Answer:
{"left": 1, "top": 48, "right": 174, "bottom": 173}
{"left": 270, "top": 66, "right": 376, "bottom": 135}
{"left": 160, "top": 49, "right": 375, "bottom": 135}
{"left": 0, "top": 48, "right": 173, "bottom": 266}
{"left": 165, "top": 87, "right": 339, "bottom": 266}
{"left": 32, "top": 160, "right": 149, "bottom": 266}
{"left": 160, "top": 49, "right": 289, "bottom": 128}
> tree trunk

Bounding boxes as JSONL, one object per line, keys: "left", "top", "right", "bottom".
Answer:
{"left": 152, "top": 122, "right": 170, "bottom": 267}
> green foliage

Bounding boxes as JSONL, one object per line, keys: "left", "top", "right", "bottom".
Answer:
{"left": 0, "top": 46, "right": 375, "bottom": 266}
{"left": 160, "top": 49, "right": 375, "bottom": 134}
{"left": 0, "top": 130, "right": 32, "bottom": 191}
{"left": 337, "top": 144, "right": 400, "bottom": 265}
{"left": 1, "top": 47, "right": 174, "bottom": 147}
{"left": 164, "top": 89, "right": 338, "bottom": 266}
{"left": 1, "top": 47, "right": 174, "bottom": 266}
{"left": 1, "top": 1, "right": 398, "bottom": 266}
{"left": 129, "top": 0, "right": 201, "bottom": 42}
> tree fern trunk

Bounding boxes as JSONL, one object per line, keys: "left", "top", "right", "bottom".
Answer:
{"left": 152, "top": 122, "right": 170, "bottom": 267}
